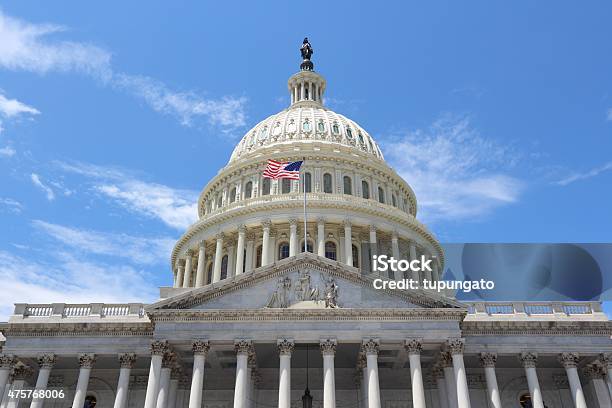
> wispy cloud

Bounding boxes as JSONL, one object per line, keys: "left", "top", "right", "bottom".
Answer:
{"left": 0, "top": 92, "right": 40, "bottom": 118}
{"left": 0, "top": 10, "right": 247, "bottom": 132}
{"left": 0, "top": 145, "right": 15, "bottom": 157}
{"left": 607, "top": 108, "right": 612, "bottom": 122}
{"left": 0, "top": 250, "right": 157, "bottom": 320}
{"left": 381, "top": 115, "right": 524, "bottom": 223}
{"left": 32, "top": 220, "right": 174, "bottom": 265}
{"left": 30, "top": 173, "right": 55, "bottom": 201}
{"left": 57, "top": 160, "right": 198, "bottom": 230}
{"left": 554, "top": 161, "right": 612, "bottom": 186}
{"left": 0, "top": 197, "right": 23, "bottom": 213}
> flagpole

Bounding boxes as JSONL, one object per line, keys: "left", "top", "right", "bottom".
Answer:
{"left": 303, "top": 157, "right": 307, "bottom": 254}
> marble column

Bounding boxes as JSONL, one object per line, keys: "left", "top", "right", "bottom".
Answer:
{"left": 213, "top": 233, "right": 224, "bottom": 283}
{"left": 144, "top": 341, "right": 168, "bottom": 408}
{"left": 113, "top": 353, "right": 136, "bottom": 408}
{"left": 559, "top": 353, "right": 587, "bottom": 408}
{"left": 71, "top": 354, "right": 96, "bottom": 408}
{"left": 277, "top": 339, "right": 294, "bottom": 408}
{"left": 30, "top": 354, "right": 56, "bottom": 408}
{"left": 405, "top": 339, "right": 426, "bottom": 408}
{"left": 391, "top": 232, "right": 402, "bottom": 280}
{"left": 195, "top": 241, "right": 206, "bottom": 287}
{"left": 245, "top": 234, "right": 255, "bottom": 273}
{"left": 235, "top": 225, "right": 246, "bottom": 276}
{"left": 433, "top": 366, "right": 449, "bottom": 408}
{"left": 317, "top": 218, "right": 325, "bottom": 257}
{"left": 357, "top": 356, "right": 368, "bottom": 408}
{"left": 432, "top": 259, "right": 440, "bottom": 282}
{"left": 234, "top": 340, "right": 252, "bottom": 408}
{"left": 409, "top": 241, "right": 419, "bottom": 282}
{"left": 344, "top": 220, "right": 353, "bottom": 266}
{"left": 0, "top": 355, "right": 15, "bottom": 402}
{"left": 261, "top": 221, "right": 271, "bottom": 266}
{"left": 7, "top": 364, "right": 32, "bottom": 408}
{"left": 289, "top": 219, "right": 298, "bottom": 257}
{"left": 362, "top": 339, "right": 381, "bottom": 408}
{"left": 249, "top": 362, "right": 258, "bottom": 408}
{"left": 189, "top": 341, "right": 210, "bottom": 408}
{"left": 479, "top": 353, "right": 501, "bottom": 408}
{"left": 320, "top": 339, "right": 337, "bottom": 408}
{"left": 167, "top": 366, "right": 181, "bottom": 408}
{"left": 440, "top": 352, "right": 458, "bottom": 408}
{"left": 157, "top": 353, "right": 175, "bottom": 408}
{"left": 183, "top": 250, "right": 193, "bottom": 288}
{"left": 600, "top": 353, "right": 612, "bottom": 398}
{"left": 519, "top": 352, "right": 544, "bottom": 408}
{"left": 447, "top": 338, "right": 471, "bottom": 408}
{"left": 175, "top": 260, "right": 185, "bottom": 288}
{"left": 369, "top": 225, "right": 377, "bottom": 254}
{"left": 584, "top": 364, "right": 612, "bottom": 408}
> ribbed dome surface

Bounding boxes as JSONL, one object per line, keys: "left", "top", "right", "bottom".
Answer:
{"left": 228, "top": 105, "right": 384, "bottom": 163}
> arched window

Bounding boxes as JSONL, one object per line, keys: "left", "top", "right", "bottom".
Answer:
{"left": 343, "top": 176, "right": 352, "bottom": 195}
{"left": 303, "top": 120, "right": 311, "bottom": 131}
{"left": 392, "top": 194, "right": 397, "bottom": 207}
{"left": 256, "top": 245, "right": 263, "bottom": 268}
{"left": 244, "top": 181, "right": 252, "bottom": 199}
{"left": 346, "top": 127, "right": 353, "bottom": 139}
{"left": 304, "top": 172, "right": 312, "bottom": 193}
{"left": 206, "top": 263, "right": 213, "bottom": 284}
{"left": 352, "top": 245, "right": 360, "bottom": 268}
{"left": 281, "top": 178, "right": 291, "bottom": 194}
{"left": 362, "top": 180, "right": 370, "bottom": 199}
{"left": 332, "top": 123, "right": 340, "bottom": 134}
{"left": 305, "top": 86, "right": 309, "bottom": 100}
{"left": 278, "top": 242, "right": 290, "bottom": 260}
{"left": 220, "top": 255, "right": 228, "bottom": 280}
{"left": 378, "top": 187, "right": 385, "bottom": 204}
{"left": 317, "top": 121, "right": 325, "bottom": 132}
{"left": 301, "top": 239, "right": 314, "bottom": 253}
{"left": 323, "top": 173, "right": 333, "bottom": 193}
{"left": 325, "top": 241, "right": 337, "bottom": 260}
{"left": 230, "top": 187, "right": 236, "bottom": 203}
{"left": 262, "top": 178, "right": 271, "bottom": 196}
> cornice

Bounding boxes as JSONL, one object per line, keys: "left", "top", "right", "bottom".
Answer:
{"left": 461, "top": 320, "right": 612, "bottom": 336}
{"left": 0, "top": 322, "right": 153, "bottom": 336}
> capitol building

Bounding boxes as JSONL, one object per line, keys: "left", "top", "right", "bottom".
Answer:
{"left": 0, "top": 42, "right": 611, "bottom": 408}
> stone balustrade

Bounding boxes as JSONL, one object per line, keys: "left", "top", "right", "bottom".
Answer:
{"left": 464, "top": 301, "right": 606, "bottom": 320}
{"left": 12, "top": 303, "right": 146, "bottom": 319}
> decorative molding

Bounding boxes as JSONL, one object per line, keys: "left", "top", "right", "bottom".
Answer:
{"left": 119, "top": 353, "right": 137, "bottom": 369}
{"left": 150, "top": 340, "right": 169, "bottom": 356}
{"left": 37, "top": 353, "right": 57, "bottom": 369}
{"left": 0, "top": 354, "right": 16, "bottom": 369}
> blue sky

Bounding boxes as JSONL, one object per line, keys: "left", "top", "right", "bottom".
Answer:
{"left": 1, "top": 1, "right": 611, "bottom": 319}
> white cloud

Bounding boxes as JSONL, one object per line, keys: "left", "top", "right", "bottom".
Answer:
{"left": 0, "top": 10, "right": 247, "bottom": 132}
{"left": 0, "top": 93, "right": 39, "bottom": 118}
{"left": 381, "top": 115, "right": 524, "bottom": 223}
{"left": 554, "top": 161, "right": 612, "bottom": 186}
{"left": 0, "top": 197, "right": 23, "bottom": 213}
{"left": 0, "top": 145, "right": 15, "bottom": 157}
{"left": 30, "top": 173, "right": 55, "bottom": 201}
{"left": 0, "top": 250, "right": 158, "bottom": 321}
{"left": 115, "top": 74, "right": 247, "bottom": 130}
{"left": 57, "top": 160, "right": 198, "bottom": 230}
{"left": 32, "top": 220, "right": 174, "bottom": 265}
{"left": 0, "top": 11, "right": 112, "bottom": 78}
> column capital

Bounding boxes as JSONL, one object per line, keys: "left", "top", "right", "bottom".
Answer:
{"left": 237, "top": 224, "right": 247, "bottom": 234}
{"left": 262, "top": 220, "right": 272, "bottom": 230}
{"left": 118, "top": 353, "right": 137, "bottom": 368}
{"left": 12, "top": 362, "right": 33, "bottom": 380}
{"left": 479, "top": 352, "right": 497, "bottom": 368}
{"left": 37, "top": 353, "right": 57, "bottom": 369}
{"left": 439, "top": 351, "right": 453, "bottom": 368}
{"left": 162, "top": 352, "right": 177, "bottom": 368}
{"left": 317, "top": 217, "right": 326, "bottom": 225}
{"left": 177, "top": 259, "right": 186, "bottom": 267}
{"left": 150, "top": 340, "right": 169, "bottom": 356}
{"left": 431, "top": 365, "right": 445, "bottom": 379}
{"left": 583, "top": 364, "right": 606, "bottom": 380}
{"left": 519, "top": 352, "right": 538, "bottom": 368}
{"left": 192, "top": 340, "right": 210, "bottom": 356}
{"left": 234, "top": 339, "right": 253, "bottom": 355}
{"left": 170, "top": 365, "right": 182, "bottom": 380}
{"left": 78, "top": 353, "right": 96, "bottom": 368}
{"left": 343, "top": 219, "right": 352, "bottom": 228}
{"left": 320, "top": 338, "right": 337, "bottom": 356}
{"left": 215, "top": 232, "right": 225, "bottom": 241}
{"left": 246, "top": 232, "right": 256, "bottom": 241}
{"left": 446, "top": 338, "right": 465, "bottom": 355}
{"left": 361, "top": 338, "right": 380, "bottom": 355}
{"left": 185, "top": 249, "right": 194, "bottom": 257}
{"left": 198, "top": 240, "right": 207, "bottom": 249}
{"left": 356, "top": 354, "right": 366, "bottom": 370}
{"left": 289, "top": 218, "right": 298, "bottom": 227}
{"left": 392, "top": 230, "right": 399, "bottom": 240}
{"left": 277, "top": 338, "right": 295, "bottom": 356}
{"left": 248, "top": 352, "right": 257, "bottom": 368}
{"left": 559, "top": 352, "right": 580, "bottom": 369}
{"left": 599, "top": 353, "right": 612, "bottom": 369}
{"left": 369, "top": 224, "right": 377, "bottom": 233}
{"left": 404, "top": 338, "right": 423, "bottom": 355}
{"left": 0, "top": 354, "right": 16, "bottom": 369}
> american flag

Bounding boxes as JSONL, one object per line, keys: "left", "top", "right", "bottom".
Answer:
{"left": 263, "top": 159, "right": 303, "bottom": 180}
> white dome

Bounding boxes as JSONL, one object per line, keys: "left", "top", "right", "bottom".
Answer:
{"left": 229, "top": 106, "right": 384, "bottom": 164}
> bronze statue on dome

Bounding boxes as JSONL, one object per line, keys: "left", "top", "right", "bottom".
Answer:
{"left": 300, "top": 38, "right": 314, "bottom": 71}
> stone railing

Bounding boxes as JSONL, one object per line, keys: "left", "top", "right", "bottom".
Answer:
{"left": 13, "top": 303, "right": 146, "bottom": 319}
{"left": 465, "top": 301, "right": 602, "bottom": 316}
